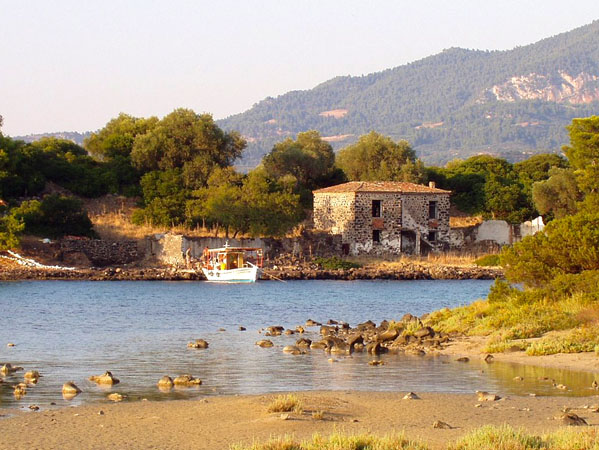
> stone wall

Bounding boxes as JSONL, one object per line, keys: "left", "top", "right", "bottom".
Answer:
{"left": 351, "top": 192, "right": 403, "bottom": 255}
{"left": 60, "top": 238, "right": 139, "bottom": 266}
{"left": 313, "top": 192, "right": 355, "bottom": 235}
{"left": 401, "top": 193, "right": 450, "bottom": 253}
{"left": 449, "top": 216, "right": 545, "bottom": 250}
{"left": 151, "top": 232, "right": 342, "bottom": 267}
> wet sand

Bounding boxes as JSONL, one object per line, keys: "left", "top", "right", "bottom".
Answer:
{"left": 437, "top": 335, "right": 599, "bottom": 374}
{"left": 1, "top": 391, "right": 598, "bottom": 449}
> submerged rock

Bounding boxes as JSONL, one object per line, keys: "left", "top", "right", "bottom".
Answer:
{"left": 157, "top": 376, "right": 174, "bottom": 388}
{"left": 187, "top": 339, "right": 209, "bottom": 349}
{"left": 89, "top": 371, "right": 120, "bottom": 385}
{"left": 1, "top": 363, "right": 24, "bottom": 375}
{"left": 24, "top": 370, "right": 41, "bottom": 384}
{"left": 282, "top": 345, "right": 302, "bottom": 355}
{"left": 62, "top": 382, "right": 82, "bottom": 399}
{"left": 173, "top": 374, "right": 202, "bottom": 386}
{"left": 107, "top": 393, "right": 124, "bottom": 402}
{"left": 256, "top": 339, "right": 274, "bottom": 348}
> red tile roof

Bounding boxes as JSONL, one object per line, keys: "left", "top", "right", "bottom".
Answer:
{"left": 313, "top": 181, "right": 451, "bottom": 194}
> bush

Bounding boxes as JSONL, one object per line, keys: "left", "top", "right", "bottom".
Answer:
{"left": 11, "top": 194, "right": 97, "bottom": 239}
{"left": 474, "top": 254, "right": 500, "bottom": 267}
{"left": 314, "top": 257, "right": 361, "bottom": 270}
{"left": 0, "top": 214, "right": 24, "bottom": 250}
{"left": 266, "top": 394, "right": 303, "bottom": 413}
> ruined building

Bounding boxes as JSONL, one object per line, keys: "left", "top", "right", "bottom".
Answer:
{"left": 313, "top": 181, "right": 451, "bottom": 255}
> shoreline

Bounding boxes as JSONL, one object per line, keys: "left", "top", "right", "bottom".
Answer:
{"left": 0, "top": 265, "right": 502, "bottom": 282}
{"left": 1, "top": 390, "right": 597, "bottom": 449}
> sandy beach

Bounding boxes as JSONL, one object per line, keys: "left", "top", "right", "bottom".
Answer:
{"left": 1, "top": 390, "right": 598, "bottom": 449}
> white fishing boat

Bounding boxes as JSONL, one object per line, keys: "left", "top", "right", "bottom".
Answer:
{"left": 200, "top": 243, "right": 263, "bottom": 283}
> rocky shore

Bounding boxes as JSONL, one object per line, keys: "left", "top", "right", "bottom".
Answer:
{"left": 0, "top": 260, "right": 501, "bottom": 282}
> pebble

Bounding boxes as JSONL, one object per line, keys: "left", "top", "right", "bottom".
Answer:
{"left": 403, "top": 392, "right": 420, "bottom": 400}
{"left": 7, "top": 343, "right": 15, "bottom": 347}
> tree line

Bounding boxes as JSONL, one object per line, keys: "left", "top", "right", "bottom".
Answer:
{"left": 0, "top": 110, "right": 590, "bottom": 249}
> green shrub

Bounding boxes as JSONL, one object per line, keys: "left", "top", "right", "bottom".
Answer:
{"left": 474, "top": 254, "right": 500, "bottom": 267}
{"left": 314, "top": 256, "right": 361, "bottom": 270}
{"left": 0, "top": 214, "right": 24, "bottom": 250}
{"left": 11, "top": 194, "right": 97, "bottom": 239}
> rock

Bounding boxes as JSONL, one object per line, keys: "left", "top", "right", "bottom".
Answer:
{"left": 513, "top": 376, "right": 524, "bottom": 381}
{"left": 256, "top": 339, "right": 274, "bottom": 348}
{"left": 62, "top": 382, "right": 81, "bottom": 398}
{"left": 320, "top": 325, "right": 336, "bottom": 336}
{"left": 173, "top": 374, "right": 202, "bottom": 386}
{"left": 348, "top": 334, "right": 364, "bottom": 351}
{"left": 377, "top": 329, "right": 399, "bottom": 342}
{"left": 414, "top": 326, "right": 434, "bottom": 339}
{"left": 283, "top": 345, "right": 302, "bottom": 355}
{"left": 554, "top": 384, "right": 568, "bottom": 390}
{"left": 558, "top": 413, "right": 588, "bottom": 426}
{"left": 477, "top": 391, "right": 501, "bottom": 402}
{"left": 368, "top": 360, "right": 385, "bottom": 366}
{"left": 28, "top": 405, "right": 40, "bottom": 411}
{"left": 484, "top": 354, "right": 494, "bottom": 363}
{"left": 218, "top": 328, "right": 226, "bottom": 332}
{"left": 592, "top": 380, "right": 598, "bottom": 390}
{"left": 456, "top": 357, "right": 469, "bottom": 362}
{"left": 405, "top": 347, "right": 426, "bottom": 356}
{"left": 403, "top": 392, "right": 420, "bottom": 400}
{"left": 305, "top": 319, "right": 320, "bottom": 327}
{"left": 266, "top": 326, "right": 284, "bottom": 336}
{"left": 310, "top": 339, "right": 330, "bottom": 350}
{"left": 157, "top": 376, "right": 174, "bottom": 388}
{"left": 280, "top": 413, "right": 290, "bottom": 420}
{"left": 296, "top": 338, "right": 312, "bottom": 348}
{"left": 1, "top": 363, "right": 24, "bottom": 375}
{"left": 367, "top": 342, "right": 386, "bottom": 355}
{"left": 14, "top": 383, "right": 27, "bottom": 398}
{"left": 107, "top": 393, "right": 124, "bottom": 402}
{"left": 6, "top": 343, "right": 15, "bottom": 347}
{"left": 327, "top": 319, "right": 338, "bottom": 325}
{"left": 238, "top": 326, "right": 246, "bottom": 331}
{"left": 24, "top": 371, "right": 41, "bottom": 383}
{"left": 187, "top": 339, "right": 209, "bottom": 349}
{"left": 284, "top": 329, "right": 295, "bottom": 335}
{"left": 295, "top": 326, "right": 305, "bottom": 334}
{"left": 89, "top": 371, "right": 120, "bottom": 385}
{"left": 432, "top": 420, "right": 452, "bottom": 429}
{"left": 330, "top": 341, "right": 349, "bottom": 354}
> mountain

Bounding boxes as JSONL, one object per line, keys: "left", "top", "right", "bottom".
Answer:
{"left": 218, "top": 20, "right": 599, "bottom": 168}
{"left": 12, "top": 131, "right": 90, "bottom": 146}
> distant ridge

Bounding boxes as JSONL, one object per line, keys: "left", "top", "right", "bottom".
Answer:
{"left": 12, "top": 131, "right": 90, "bottom": 146}
{"left": 218, "top": 20, "right": 599, "bottom": 167}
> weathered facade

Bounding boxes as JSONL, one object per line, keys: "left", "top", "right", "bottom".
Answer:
{"left": 313, "top": 181, "right": 451, "bottom": 255}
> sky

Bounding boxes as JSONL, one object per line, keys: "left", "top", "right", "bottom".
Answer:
{"left": 2, "top": 1, "right": 599, "bottom": 136}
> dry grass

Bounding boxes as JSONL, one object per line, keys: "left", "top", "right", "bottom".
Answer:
{"left": 347, "top": 252, "right": 481, "bottom": 268}
{"left": 231, "top": 432, "right": 428, "bottom": 450}
{"left": 448, "top": 425, "right": 599, "bottom": 450}
{"left": 450, "top": 215, "right": 484, "bottom": 228}
{"left": 267, "top": 395, "right": 303, "bottom": 414}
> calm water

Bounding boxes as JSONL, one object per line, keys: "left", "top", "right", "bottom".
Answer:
{"left": 0, "top": 280, "right": 596, "bottom": 411}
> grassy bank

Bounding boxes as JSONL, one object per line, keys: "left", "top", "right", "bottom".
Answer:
{"left": 232, "top": 426, "right": 599, "bottom": 450}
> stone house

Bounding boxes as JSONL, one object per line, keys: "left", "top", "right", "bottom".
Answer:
{"left": 313, "top": 181, "right": 451, "bottom": 255}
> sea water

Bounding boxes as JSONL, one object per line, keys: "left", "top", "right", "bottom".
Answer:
{"left": 0, "top": 280, "right": 595, "bottom": 410}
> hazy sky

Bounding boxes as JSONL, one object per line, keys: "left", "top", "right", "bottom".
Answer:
{"left": 2, "top": 1, "right": 599, "bottom": 136}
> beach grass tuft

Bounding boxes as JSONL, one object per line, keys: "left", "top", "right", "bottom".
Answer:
{"left": 267, "top": 395, "right": 303, "bottom": 414}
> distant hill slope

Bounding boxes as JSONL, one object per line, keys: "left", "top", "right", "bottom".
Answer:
{"left": 12, "top": 131, "right": 90, "bottom": 146}
{"left": 219, "top": 20, "right": 599, "bottom": 168}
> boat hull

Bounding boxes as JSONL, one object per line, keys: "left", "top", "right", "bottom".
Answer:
{"left": 201, "top": 266, "right": 259, "bottom": 283}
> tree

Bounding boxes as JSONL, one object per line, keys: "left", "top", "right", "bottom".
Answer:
{"left": 263, "top": 130, "right": 338, "bottom": 189}
{"left": 85, "top": 113, "right": 158, "bottom": 161}
{"left": 132, "top": 169, "right": 187, "bottom": 226}
{"left": 131, "top": 109, "right": 246, "bottom": 189}
{"left": 336, "top": 131, "right": 423, "bottom": 182}
{"left": 501, "top": 210, "right": 599, "bottom": 287}
{"left": 563, "top": 116, "right": 599, "bottom": 194}
{"left": 0, "top": 214, "right": 24, "bottom": 250}
{"left": 532, "top": 168, "right": 581, "bottom": 220}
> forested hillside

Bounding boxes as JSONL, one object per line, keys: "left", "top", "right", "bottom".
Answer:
{"left": 219, "top": 20, "right": 599, "bottom": 168}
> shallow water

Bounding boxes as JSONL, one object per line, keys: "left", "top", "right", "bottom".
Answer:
{"left": 0, "top": 280, "right": 596, "bottom": 411}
